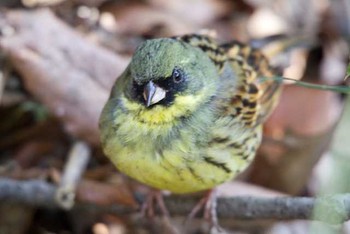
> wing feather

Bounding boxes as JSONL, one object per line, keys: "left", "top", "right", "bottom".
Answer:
{"left": 220, "top": 41, "right": 281, "bottom": 127}
{"left": 174, "top": 34, "right": 281, "bottom": 127}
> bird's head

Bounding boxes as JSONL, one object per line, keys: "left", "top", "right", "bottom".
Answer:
{"left": 125, "top": 38, "right": 219, "bottom": 109}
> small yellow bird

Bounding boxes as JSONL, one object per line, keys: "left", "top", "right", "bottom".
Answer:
{"left": 99, "top": 34, "right": 281, "bottom": 221}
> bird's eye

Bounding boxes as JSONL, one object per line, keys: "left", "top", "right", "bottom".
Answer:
{"left": 172, "top": 68, "right": 184, "bottom": 83}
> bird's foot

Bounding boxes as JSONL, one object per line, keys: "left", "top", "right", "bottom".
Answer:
{"left": 140, "top": 190, "right": 170, "bottom": 218}
{"left": 186, "top": 189, "right": 223, "bottom": 232}
{"left": 140, "top": 190, "right": 180, "bottom": 234}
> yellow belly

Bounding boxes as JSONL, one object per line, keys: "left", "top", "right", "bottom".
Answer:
{"left": 104, "top": 136, "right": 250, "bottom": 194}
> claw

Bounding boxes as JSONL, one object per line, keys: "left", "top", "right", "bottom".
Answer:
{"left": 186, "top": 189, "right": 224, "bottom": 232}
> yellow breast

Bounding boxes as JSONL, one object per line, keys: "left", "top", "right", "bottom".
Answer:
{"left": 105, "top": 134, "right": 243, "bottom": 194}
{"left": 100, "top": 93, "right": 254, "bottom": 194}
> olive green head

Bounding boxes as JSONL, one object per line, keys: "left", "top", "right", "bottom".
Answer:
{"left": 126, "top": 38, "right": 219, "bottom": 107}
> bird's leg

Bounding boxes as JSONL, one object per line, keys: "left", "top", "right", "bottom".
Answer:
{"left": 186, "top": 189, "right": 222, "bottom": 230}
{"left": 154, "top": 190, "right": 170, "bottom": 217}
{"left": 141, "top": 189, "right": 170, "bottom": 218}
{"left": 140, "top": 191, "right": 154, "bottom": 217}
{"left": 204, "top": 189, "right": 219, "bottom": 227}
{"left": 141, "top": 190, "right": 180, "bottom": 234}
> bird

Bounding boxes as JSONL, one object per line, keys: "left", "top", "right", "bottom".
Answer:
{"left": 99, "top": 33, "right": 281, "bottom": 226}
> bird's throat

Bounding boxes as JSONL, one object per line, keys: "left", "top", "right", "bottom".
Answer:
{"left": 122, "top": 92, "right": 206, "bottom": 125}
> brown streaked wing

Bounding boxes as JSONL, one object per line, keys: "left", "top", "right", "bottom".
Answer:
{"left": 219, "top": 41, "right": 281, "bottom": 127}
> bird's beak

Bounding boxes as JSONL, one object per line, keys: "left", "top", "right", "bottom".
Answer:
{"left": 143, "top": 81, "right": 166, "bottom": 107}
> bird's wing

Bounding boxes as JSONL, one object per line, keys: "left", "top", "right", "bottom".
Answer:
{"left": 175, "top": 34, "right": 281, "bottom": 127}
{"left": 219, "top": 40, "right": 281, "bottom": 127}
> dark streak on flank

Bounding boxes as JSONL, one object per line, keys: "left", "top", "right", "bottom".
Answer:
{"left": 228, "top": 142, "right": 240, "bottom": 148}
{"left": 241, "top": 137, "right": 250, "bottom": 145}
{"left": 211, "top": 137, "right": 229, "bottom": 144}
{"left": 242, "top": 154, "right": 250, "bottom": 160}
{"left": 204, "top": 157, "right": 231, "bottom": 173}
{"left": 188, "top": 166, "right": 204, "bottom": 182}
{"left": 161, "top": 152, "right": 185, "bottom": 181}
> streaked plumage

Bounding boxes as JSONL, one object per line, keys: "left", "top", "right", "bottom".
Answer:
{"left": 99, "top": 34, "right": 281, "bottom": 194}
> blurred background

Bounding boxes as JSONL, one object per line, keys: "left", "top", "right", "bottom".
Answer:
{"left": 0, "top": 0, "right": 349, "bottom": 233}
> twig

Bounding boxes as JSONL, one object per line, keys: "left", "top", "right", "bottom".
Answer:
{"left": 0, "top": 178, "right": 57, "bottom": 208}
{"left": 1, "top": 178, "right": 350, "bottom": 224}
{"left": 55, "top": 141, "right": 91, "bottom": 209}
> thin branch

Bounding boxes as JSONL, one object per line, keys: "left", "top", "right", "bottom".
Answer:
{"left": 0, "top": 179, "right": 57, "bottom": 208}
{"left": 163, "top": 194, "right": 350, "bottom": 224}
{"left": 1, "top": 178, "right": 350, "bottom": 224}
{"left": 55, "top": 141, "right": 91, "bottom": 209}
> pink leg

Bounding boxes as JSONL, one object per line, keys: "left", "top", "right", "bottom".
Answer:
{"left": 140, "top": 190, "right": 170, "bottom": 217}
{"left": 186, "top": 189, "right": 222, "bottom": 230}
{"left": 140, "top": 190, "right": 180, "bottom": 233}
